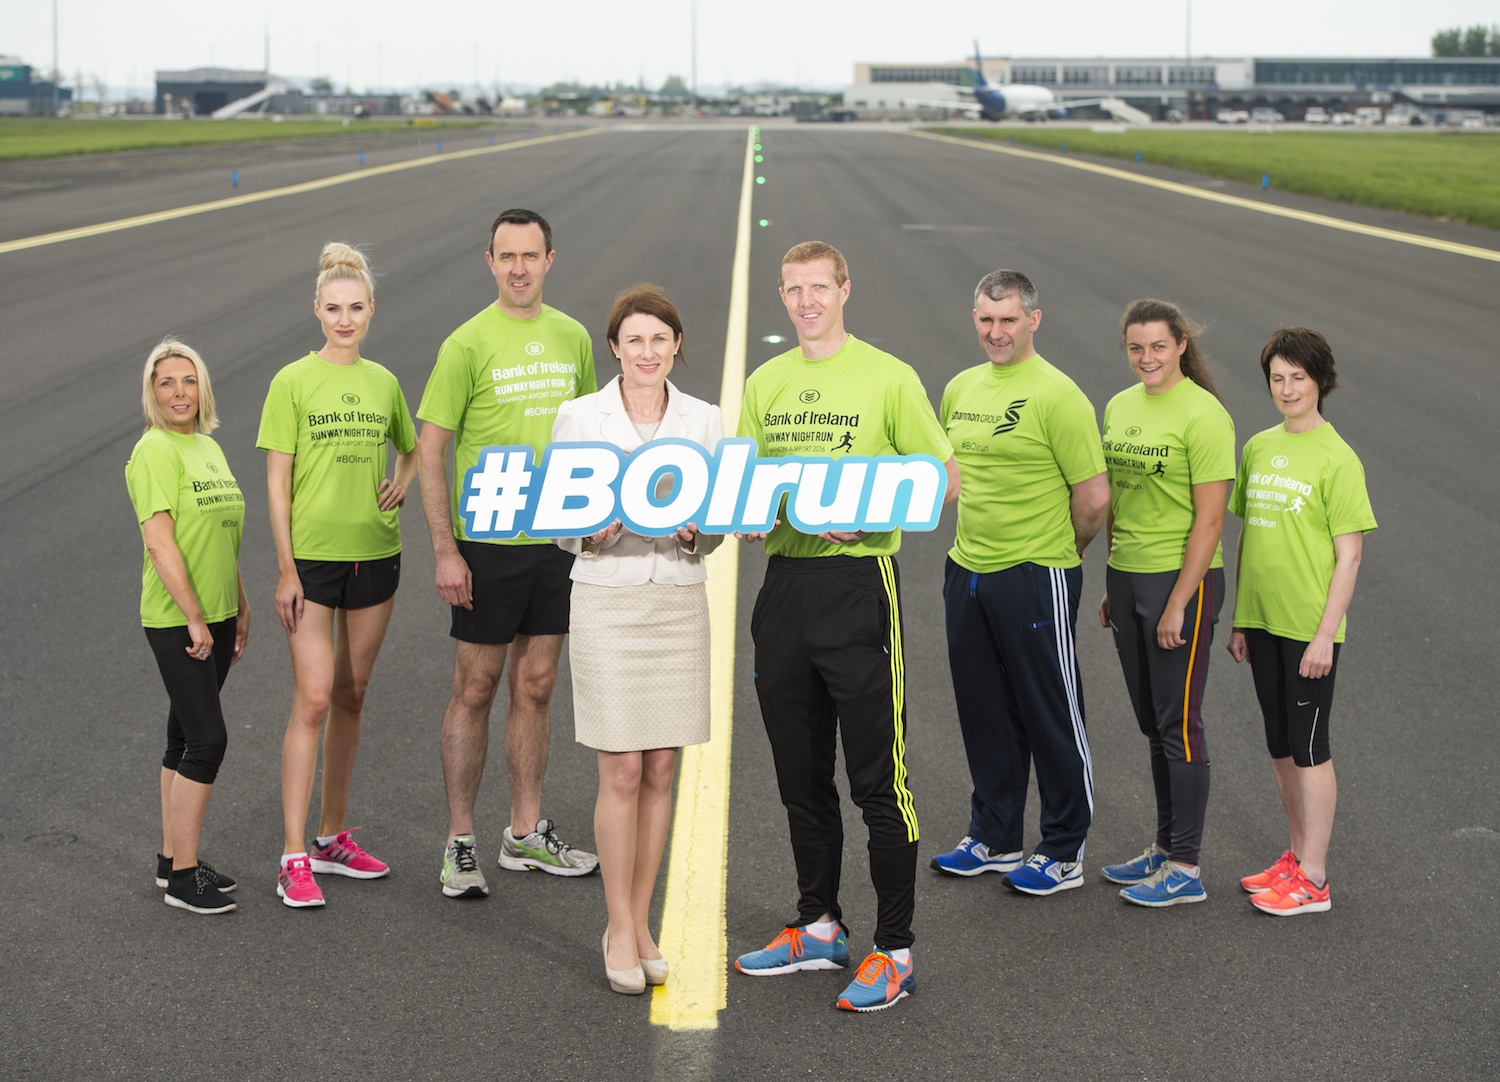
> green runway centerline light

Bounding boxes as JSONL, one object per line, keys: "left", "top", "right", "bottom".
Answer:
{"left": 759, "top": 219, "right": 769, "bottom": 227}
{"left": 756, "top": 176, "right": 765, "bottom": 184}
{"left": 755, "top": 155, "right": 763, "bottom": 162}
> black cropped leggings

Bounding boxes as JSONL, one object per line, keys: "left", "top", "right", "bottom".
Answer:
{"left": 143, "top": 617, "right": 236, "bottom": 785}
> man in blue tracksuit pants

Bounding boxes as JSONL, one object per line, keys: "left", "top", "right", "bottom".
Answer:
{"left": 930, "top": 269, "right": 1110, "bottom": 896}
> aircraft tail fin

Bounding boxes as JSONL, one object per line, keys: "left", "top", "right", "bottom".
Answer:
{"left": 972, "top": 40, "right": 991, "bottom": 87}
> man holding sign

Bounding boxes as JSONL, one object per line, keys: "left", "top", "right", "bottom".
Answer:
{"left": 416, "top": 209, "right": 598, "bottom": 901}
{"left": 732, "top": 241, "right": 959, "bottom": 1013}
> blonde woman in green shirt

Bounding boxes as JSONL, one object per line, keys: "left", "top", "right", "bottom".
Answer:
{"left": 127, "top": 338, "right": 250, "bottom": 915}
{"left": 257, "top": 243, "right": 417, "bottom": 909}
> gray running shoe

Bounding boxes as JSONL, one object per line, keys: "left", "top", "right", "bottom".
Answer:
{"left": 441, "top": 834, "right": 489, "bottom": 898}
{"left": 499, "top": 818, "right": 599, "bottom": 877}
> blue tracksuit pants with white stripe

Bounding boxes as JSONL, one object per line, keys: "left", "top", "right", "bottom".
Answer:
{"left": 943, "top": 558, "right": 1093, "bottom": 862}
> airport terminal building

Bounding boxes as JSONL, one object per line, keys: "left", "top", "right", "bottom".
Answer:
{"left": 0, "top": 57, "right": 73, "bottom": 116}
{"left": 848, "top": 55, "right": 1500, "bottom": 122}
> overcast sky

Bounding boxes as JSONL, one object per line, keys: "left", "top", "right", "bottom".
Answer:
{"left": 8, "top": 1, "right": 1499, "bottom": 96}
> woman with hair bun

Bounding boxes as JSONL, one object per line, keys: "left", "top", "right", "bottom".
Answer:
{"left": 257, "top": 242, "right": 417, "bottom": 908}
{"left": 551, "top": 284, "right": 722, "bottom": 994}
{"left": 127, "top": 337, "right": 249, "bottom": 915}
{"left": 1097, "top": 299, "right": 1235, "bottom": 908}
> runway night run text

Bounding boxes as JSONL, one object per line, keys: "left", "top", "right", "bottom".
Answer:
{"left": 459, "top": 438, "right": 949, "bottom": 539}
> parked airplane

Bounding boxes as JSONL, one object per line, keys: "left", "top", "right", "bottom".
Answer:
{"left": 903, "top": 42, "right": 1102, "bottom": 120}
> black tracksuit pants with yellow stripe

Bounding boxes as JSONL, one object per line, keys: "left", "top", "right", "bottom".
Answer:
{"left": 751, "top": 554, "right": 918, "bottom": 950}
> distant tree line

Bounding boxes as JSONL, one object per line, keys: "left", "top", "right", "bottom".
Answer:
{"left": 1431, "top": 24, "right": 1500, "bottom": 57}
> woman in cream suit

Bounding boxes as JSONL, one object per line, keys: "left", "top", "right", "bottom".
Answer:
{"left": 552, "top": 284, "right": 723, "bottom": 995}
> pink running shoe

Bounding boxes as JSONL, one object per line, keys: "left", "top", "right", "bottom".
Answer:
{"left": 309, "top": 827, "right": 390, "bottom": 879}
{"left": 277, "top": 855, "right": 326, "bottom": 908}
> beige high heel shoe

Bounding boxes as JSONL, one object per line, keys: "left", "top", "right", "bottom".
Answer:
{"left": 640, "top": 955, "right": 669, "bottom": 987}
{"left": 603, "top": 929, "right": 645, "bottom": 995}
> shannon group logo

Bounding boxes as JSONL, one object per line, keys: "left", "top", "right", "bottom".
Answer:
{"left": 799, "top": 389, "right": 821, "bottom": 404}
{"left": 341, "top": 393, "right": 361, "bottom": 406}
{"left": 526, "top": 342, "right": 545, "bottom": 356}
{"left": 992, "top": 399, "right": 1028, "bottom": 435}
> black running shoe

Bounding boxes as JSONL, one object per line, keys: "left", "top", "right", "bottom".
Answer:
{"left": 156, "top": 854, "right": 237, "bottom": 893}
{"left": 164, "top": 866, "right": 237, "bottom": 914}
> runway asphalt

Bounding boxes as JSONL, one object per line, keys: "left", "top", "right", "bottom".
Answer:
{"left": 1, "top": 120, "right": 1496, "bottom": 1081}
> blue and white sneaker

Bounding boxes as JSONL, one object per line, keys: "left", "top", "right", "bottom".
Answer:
{"left": 1101, "top": 844, "right": 1169, "bottom": 885}
{"left": 1119, "top": 862, "right": 1206, "bottom": 907}
{"left": 930, "top": 836, "right": 1023, "bottom": 877}
{"left": 734, "top": 922, "right": 850, "bottom": 976}
{"left": 835, "top": 950, "right": 915, "bottom": 1012}
{"left": 1003, "top": 853, "right": 1083, "bottom": 896}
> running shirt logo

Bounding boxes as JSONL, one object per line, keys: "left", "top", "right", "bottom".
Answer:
{"left": 800, "top": 389, "right": 821, "bottom": 404}
{"left": 526, "top": 342, "right": 545, "bottom": 356}
{"left": 992, "top": 399, "right": 1028, "bottom": 435}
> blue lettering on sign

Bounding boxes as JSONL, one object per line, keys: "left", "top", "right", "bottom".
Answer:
{"left": 460, "top": 437, "right": 947, "bottom": 539}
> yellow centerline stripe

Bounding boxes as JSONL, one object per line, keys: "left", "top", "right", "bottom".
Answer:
{"left": 906, "top": 129, "right": 1500, "bottom": 263}
{"left": 650, "top": 125, "right": 755, "bottom": 1031}
{"left": 0, "top": 128, "right": 605, "bottom": 256}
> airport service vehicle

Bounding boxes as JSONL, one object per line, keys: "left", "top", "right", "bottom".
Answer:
{"left": 1331, "top": 111, "right": 1355, "bottom": 125}
{"left": 1250, "top": 107, "right": 1286, "bottom": 123}
{"left": 1304, "top": 106, "right": 1329, "bottom": 124}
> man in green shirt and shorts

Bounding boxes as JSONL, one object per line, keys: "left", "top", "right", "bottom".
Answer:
{"left": 417, "top": 209, "right": 599, "bottom": 898}
{"left": 930, "top": 270, "right": 1110, "bottom": 896}
{"left": 732, "top": 241, "right": 959, "bottom": 1012}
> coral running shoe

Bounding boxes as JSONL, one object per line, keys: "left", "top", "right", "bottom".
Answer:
{"left": 1251, "top": 869, "right": 1331, "bottom": 916}
{"left": 835, "top": 950, "right": 915, "bottom": 1012}
{"left": 735, "top": 923, "right": 850, "bottom": 976}
{"left": 1241, "top": 849, "right": 1299, "bottom": 894}
{"left": 309, "top": 828, "right": 390, "bottom": 879}
{"left": 277, "top": 855, "right": 326, "bottom": 909}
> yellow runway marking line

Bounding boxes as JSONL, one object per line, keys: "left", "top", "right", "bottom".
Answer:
{"left": 650, "top": 126, "right": 756, "bottom": 1031}
{"left": 907, "top": 129, "right": 1500, "bottom": 264}
{"left": 0, "top": 128, "right": 604, "bottom": 256}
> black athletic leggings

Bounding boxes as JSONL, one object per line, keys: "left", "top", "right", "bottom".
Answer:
{"left": 143, "top": 617, "right": 236, "bottom": 785}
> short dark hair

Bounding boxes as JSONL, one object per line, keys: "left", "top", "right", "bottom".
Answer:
{"left": 489, "top": 208, "right": 553, "bottom": 255}
{"left": 974, "top": 269, "right": 1038, "bottom": 313}
{"left": 1260, "top": 326, "right": 1340, "bottom": 410}
{"left": 607, "top": 283, "right": 687, "bottom": 367}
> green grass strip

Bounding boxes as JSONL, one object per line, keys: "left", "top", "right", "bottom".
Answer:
{"left": 931, "top": 127, "right": 1500, "bottom": 231}
{"left": 0, "top": 117, "right": 492, "bottom": 161}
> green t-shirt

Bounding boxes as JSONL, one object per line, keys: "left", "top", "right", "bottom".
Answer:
{"left": 418, "top": 304, "right": 595, "bottom": 545}
{"left": 738, "top": 334, "right": 952, "bottom": 559}
{"left": 125, "top": 428, "right": 244, "bottom": 628}
{"left": 941, "top": 354, "right": 1106, "bottom": 574}
{"left": 256, "top": 353, "right": 417, "bottom": 561}
{"left": 1102, "top": 378, "right": 1235, "bottom": 573}
{"left": 1229, "top": 422, "right": 1376, "bottom": 642}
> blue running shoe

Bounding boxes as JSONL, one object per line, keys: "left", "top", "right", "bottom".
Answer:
{"left": 735, "top": 922, "right": 849, "bottom": 976}
{"left": 1100, "top": 844, "right": 1168, "bottom": 885}
{"left": 835, "top": 950, "right": 915, "bottom": 1012}
{"left": 930, "top": 836, "right": 1023, "bottom": 877}
{"left": 1119, "top": 863, "right": 1206, "bottom": 907}
{"left": 1003, "top": 853, "right": 1083, "bottom": 896}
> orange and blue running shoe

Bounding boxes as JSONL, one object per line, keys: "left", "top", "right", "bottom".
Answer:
{"left": 734, "top": 922, "right": 849, "bottom": 976}
{"left": 1240, "top": 849, "right": 1299, "bottom": 894}
{"left": 1251, "top": 868, "right": 1331, "bottom": 916}
{"left": 835, "top": 950, "right": 915, "bottom": 1012}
